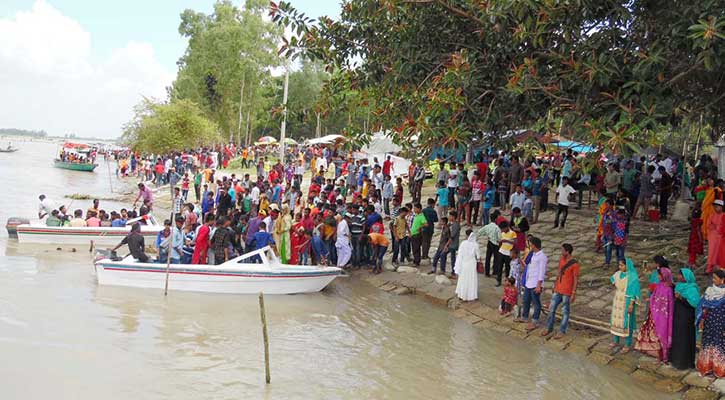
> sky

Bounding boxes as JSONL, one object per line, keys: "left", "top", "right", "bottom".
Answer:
{"left": 0, "top": 0, "right": 340, "bottom": 139}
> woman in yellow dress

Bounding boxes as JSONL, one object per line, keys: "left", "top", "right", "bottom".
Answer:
{"left": 610, "top": 258, "right": 641, "bottom": 352}
{"left": 273, "top": 204, "right": 292, "bottom": 263}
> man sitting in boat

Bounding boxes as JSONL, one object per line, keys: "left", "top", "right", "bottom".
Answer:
{"left": 38, "top": 194, "right": 55, "bottom": 220}
{"left": 46, "top": 210, "right": 63, "bottom": 227}
{"left": 69, "top": 209, "right": 87, "bottom": 227}
{"left": 111, "top": 223, "right": 149, "bottom": 263}
{"left": 156, "top": 220, "right": 172, "bottom": 262}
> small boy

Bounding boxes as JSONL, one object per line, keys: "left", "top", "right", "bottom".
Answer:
{"left": 500, "top": 277, "right": 518, "bottom": 315}
{"left": 435, "top": 180, "right": 449, "bottom": 220}
{"left": 382, "top": 175, "right": 394, "bottom": 218}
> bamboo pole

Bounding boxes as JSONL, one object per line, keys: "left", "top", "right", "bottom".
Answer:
{"left": 258, "top": 292, "right": 271, "bottom": 384}
{"left": 237, "top": 74, "right": 246, "bottom": 148}
{"left": 106, "top": 156, "right": 114, "bottom": 193}
{"left": 164, "top": 188, "right": 175, "bottom": 296}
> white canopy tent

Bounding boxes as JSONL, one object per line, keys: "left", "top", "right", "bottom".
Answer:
{"left": 306, "top": 134, "right": 345, "bottom": 145}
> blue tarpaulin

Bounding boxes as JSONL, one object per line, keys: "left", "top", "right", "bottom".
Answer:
{"left": 556, "top": 140, "right": 595, "bottom": 153}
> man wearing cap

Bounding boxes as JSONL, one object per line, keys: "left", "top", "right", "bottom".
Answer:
{"left": 264, "top": 204, "right": 279, "bottom": 234}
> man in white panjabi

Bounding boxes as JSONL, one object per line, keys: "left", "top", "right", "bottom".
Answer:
{"left": 335, "top": 213, "right": 352, "bottom": 267}
{"left": 454, "top": 230, "right": 481, "bottom": 301}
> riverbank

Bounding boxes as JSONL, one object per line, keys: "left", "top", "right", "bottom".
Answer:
{"left": 108, "top": 167, "right": 725, "bottom": 398}
{"left": 348, "top": 199, "right": 724, "bottom": 399}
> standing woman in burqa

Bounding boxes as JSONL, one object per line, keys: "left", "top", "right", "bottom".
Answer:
{"left": 670, "top": 268, "right": 700, "bottom": 370}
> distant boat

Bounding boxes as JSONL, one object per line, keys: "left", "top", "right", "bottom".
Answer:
{"left": 54, "top": 141, "right": 98, "bottom": 171}
{"left": 0, "top": 147, "right": 18, "bottom": 153}
{"left": 53, "top": 159, "right": 98, "bottom": 171}
{"left": 16, "top": 215, "right": 162, "bottom": 245}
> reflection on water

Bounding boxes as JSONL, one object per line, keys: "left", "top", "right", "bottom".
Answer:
{"left": 0, "top": 143, "right": 671, "bottom": 399}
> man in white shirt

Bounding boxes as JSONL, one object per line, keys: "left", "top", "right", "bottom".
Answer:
{"left": 447, "top": 162, "right": 458, "bottom": 206}
{"left": 335, "top": 213, "right": 352, "bottom": 267}
{"left": 38, "top": 194, "right": 55, "bottom": 220}
{"left": 317, "top": 156, "right": 328, "bottom": 175}
{"left": 554, "top": 177, "right": 576, "bottom": 229}
{"left": 250, "top": 184, "right": 261, "bottom": 215}
{"left": 509, "top": 184, "right": 526, "bottom": 211}
{"left": 516, "top": 236, "right": 547, "bottom": 329}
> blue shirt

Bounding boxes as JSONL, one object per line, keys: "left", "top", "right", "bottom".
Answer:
{"left": 202, "top": 197, "right": 214, "bottom": 215}
{"left": 365, "top": 212, "right": 382, "bottom": 228}
{"left": 483, "top": 188, "right": 495, "bottom": 209}
{"left": 532, "top": 178, "right": 543, "bottom": 196}
{"left": 171, "top": 227, "right": 184, "bottom": 260}
{"left": 254, "top": 231, "right": 275, "bottom": 249}
{"left": 436, "top": 187, "right": 449, "bottom": 207}
{"left": 111, "top": 219, "right": 126, "bottom": 227}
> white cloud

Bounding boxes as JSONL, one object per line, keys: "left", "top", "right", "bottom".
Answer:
{"left": 0, "top": 0, "right": 174, "bottom": 139}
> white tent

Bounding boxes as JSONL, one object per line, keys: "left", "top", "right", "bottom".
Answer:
{"left": 356, "top": 132, "right": 410, "bottom": 178}
{"left": 307, "top": 134, "right": 345, "bottom": 145}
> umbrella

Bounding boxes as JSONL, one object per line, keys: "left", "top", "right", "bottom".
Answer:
{"left": 255, "top": 136, "right": 278, "bottom": 146}
{"left": 284, "top": 138, "right": 298, "bottom": 145}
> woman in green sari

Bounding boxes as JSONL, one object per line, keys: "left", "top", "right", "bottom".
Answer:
{"left": 610, "top": 258, "right": 641, "bottom": 352}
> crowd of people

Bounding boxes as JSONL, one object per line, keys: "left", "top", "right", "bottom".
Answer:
{"left": 97, "top": 143, "right": 725, "bottom": 379}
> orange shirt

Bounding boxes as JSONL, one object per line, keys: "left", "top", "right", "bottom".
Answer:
{"left": 553, "top": 257, "right": 580, "bottom": 296}
{"left": 368, "top": 232, "right": 389, "bottom": 247}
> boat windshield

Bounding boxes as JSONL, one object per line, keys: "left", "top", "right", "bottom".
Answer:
{"left": 234, "top": 246, "right": 279, "bottom": 265}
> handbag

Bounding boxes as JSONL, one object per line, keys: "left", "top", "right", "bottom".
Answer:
{"left": 476, "top": 260, "right": 484, "bottom": 274}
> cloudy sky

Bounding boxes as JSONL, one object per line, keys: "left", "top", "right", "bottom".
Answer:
{"left": 0, "top": 0, "right": 337, "bottom": 139}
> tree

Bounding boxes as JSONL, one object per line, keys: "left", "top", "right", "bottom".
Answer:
{"left": 271, "top": 1, "right": 725, "bottom": 156}
{"left": 171, "top": 0, "right": 281, "bottom": 144}
{"left": 121, "top": 99, "right": 221, "bottom": 153}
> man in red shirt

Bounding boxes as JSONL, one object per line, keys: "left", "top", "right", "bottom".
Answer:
{"left": 541, "top": 243, "right": 580, "bottom": 339}
{"left": 383, "top": 155, "right": 393, "bottom": 177}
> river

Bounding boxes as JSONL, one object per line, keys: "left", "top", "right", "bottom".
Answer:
{"left": 0, "top": 141, "right": 669, "bottom": 399}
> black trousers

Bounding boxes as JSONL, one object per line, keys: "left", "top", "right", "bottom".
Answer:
{"left": 421, "top": 230, "right": 433, "bottom": 259}
{"left": 554, "top": 204, "right": 569, "bottom": 227}
{"left": 410, "top": 234, "right": 422, "bottom": 266}
{"left": 494, "top": 253, "right": 511, "bottom": 284}
{"left": 485, "top": 241, "right": 499, "bottom": 276}
{"left": 660, "top": 191, "right": 670, "bottom": 218}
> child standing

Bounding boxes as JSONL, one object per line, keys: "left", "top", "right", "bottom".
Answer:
{"left": 435, "top": 180, "right": 449, "bottom": 220}
{"left": 181, "top": 173, "right": 190, "bottom": 201}
{"left": 382, "top": 175, "right": 394, "bottom": 218}
{"left": 482, "top": 182, "right": 495, "bottom": 226}
{"left": 687, "top": 208, "right": 704, "bottom": 268}
{"left": 500, "top": 277, "right": 518, "bottom": 315}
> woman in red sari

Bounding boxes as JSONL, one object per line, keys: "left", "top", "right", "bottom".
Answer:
{"left": 192, "top": 214, "right": 213, "bottom": 264}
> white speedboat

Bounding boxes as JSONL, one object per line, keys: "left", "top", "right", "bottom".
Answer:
{"left": 94, "top": 246, "right": 342, "bottom": 295}
{"left": 16, "top": 215, "right": 163, "bottom": 246}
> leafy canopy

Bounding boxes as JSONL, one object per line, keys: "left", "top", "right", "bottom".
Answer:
{"left": 272, "top": 0, "right": 725, "bottom": 155}
{"left": 122, "top": 99, "right": 221, "bottom": 154}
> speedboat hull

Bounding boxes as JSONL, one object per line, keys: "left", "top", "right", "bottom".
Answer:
{"left": 16, "top": 225, "right": 162, "bottom": 245}
{"left": 94, "top": 247, "right": 342, "bottom": 295}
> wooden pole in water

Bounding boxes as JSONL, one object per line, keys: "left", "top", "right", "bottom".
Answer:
{"left": 106, "top": 157, "right": 113, "bottom": 193}
{"left": 258, "top": 292, "right": 271, "bottom": 384}
{"left": 164, "top": 194, "right": 175, "bottom": 296}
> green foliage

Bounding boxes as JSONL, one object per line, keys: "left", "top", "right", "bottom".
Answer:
{"left": 121, "top": 99, "right": 221, "bottom": 154}
{"left": 271, "top": 0, "right": 725, "bottom": 155}
{"left": 171, "top": 0, "right": 281, "bottom": 143}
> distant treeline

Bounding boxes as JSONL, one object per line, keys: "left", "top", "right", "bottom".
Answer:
{"left": 0, "top": 128, "right": 48, "bottom": 137}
